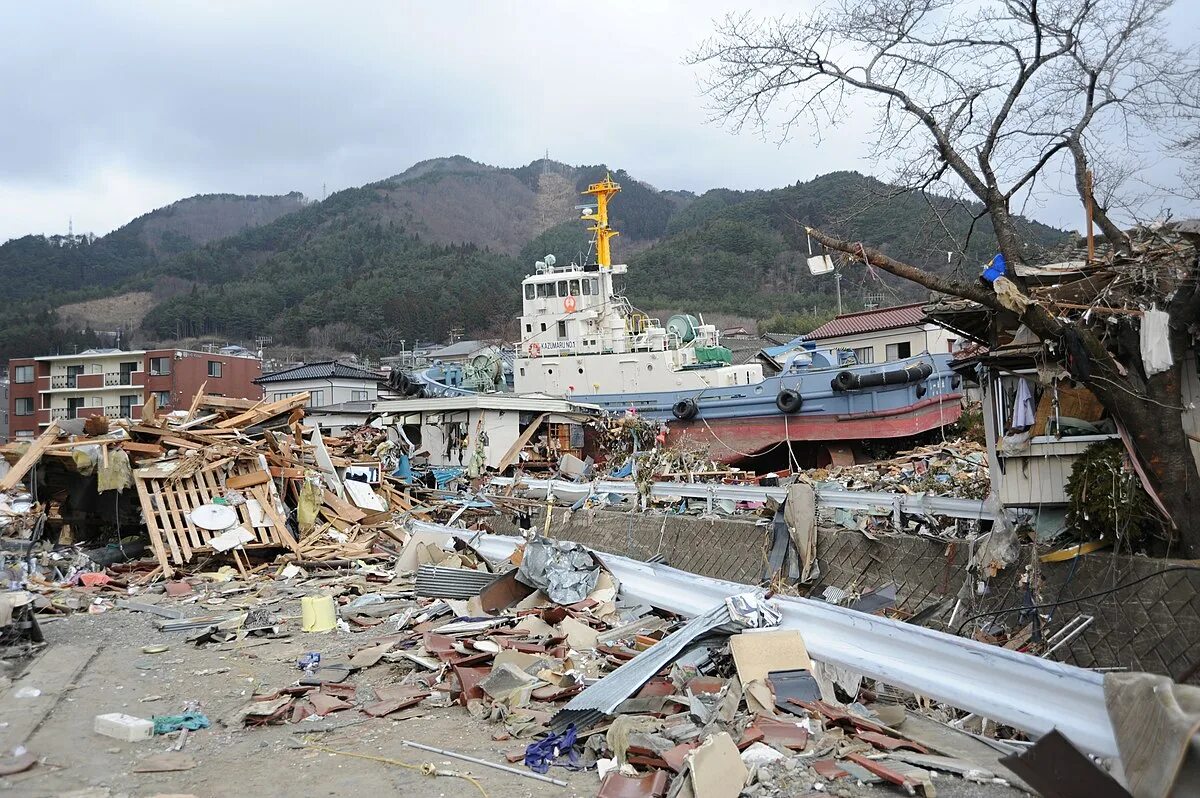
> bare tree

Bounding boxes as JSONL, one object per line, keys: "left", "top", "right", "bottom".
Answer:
{"left": 694, "top": 0, "right": 1200, "bottom": 554}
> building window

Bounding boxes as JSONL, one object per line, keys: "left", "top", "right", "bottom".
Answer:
{"left": 309, "top": 390, "right": 324, "bottom": 407}
{"left": 153, "top": 391, "right": 170, "bottom": 408}
{"left": 885, "top": 342, "right": 912, "bottom": 360}
{"left": 149, "top": 356, "right": 170, "bottom": 376}
{"left": 536, "top": 283, "right": 550, "bottom": 298}
{"left": 12, "top": 365, "right": 33, "bottom": 384}
{"left": 14, "top": 398, "right": 33, "bottom": 416}
{"left": 582, "top": 280, "right": 592, "bottom": 296}
{"left": 569, "top": 279, "right": 580, "bottom": 295}
{"left": 66, "top": 365, "right": 84, "bottom": 388}
{"left": 557, "top": 281, "right": 568, "bottom": 297}
{"left": 524, "top": 284, "right": 535, "bottom": 300}
{"left": 90, "top": 396, "right": 103, "bottom": 407}
{"left": 557, "top": 321, "right": 567, "bottom": 338}
{"left": 351, "top": 390, "right": 368, "bottom": 401}
{"left": 273, "top": 391, "right": 295, "bottom": 401}
{"left": 207, "top": 361, "right": 223, "bottom": 378}
{"left": 119, "top": 395, "right": 138, "bottom": 416}
{"left": 947, "top": 338, "right": 957, "bottom": 352}
{"left": 66, "top": 398, "right": 84, "bottom": 419}
{"left": 15, "top": 430, "right": 34, "bottom": 440}
{"left": 852, "top": 347, "right": 874, "bottom": 364}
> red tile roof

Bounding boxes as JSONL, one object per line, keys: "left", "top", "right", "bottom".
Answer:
{"left": 803, "top": 303, "right": 928, "bottom": 340}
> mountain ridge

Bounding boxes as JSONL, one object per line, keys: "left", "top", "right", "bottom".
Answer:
{"left": 0, "top": 157, "right": 1070, "bottom": 361}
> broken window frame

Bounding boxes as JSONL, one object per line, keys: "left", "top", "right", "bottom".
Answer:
{"left": 991, "top": 368, "right": 1118, "bottom": 454}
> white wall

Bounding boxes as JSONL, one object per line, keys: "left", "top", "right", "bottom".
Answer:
{"left": 263, "top": 377, "right": 378, "bottom": 408}
{"left": 812, "top": 323, "right": 954, "bottom": 364}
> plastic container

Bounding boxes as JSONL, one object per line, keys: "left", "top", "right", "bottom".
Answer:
{"left": 94, "top": 713, "right": 154, "bottom": 742}
{"left": 301, "top": 595, "right": 336, "bottom": 632}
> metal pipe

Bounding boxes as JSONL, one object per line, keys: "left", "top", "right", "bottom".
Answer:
{"left": 401, "top": 740, "right": 569, "bottom": 787}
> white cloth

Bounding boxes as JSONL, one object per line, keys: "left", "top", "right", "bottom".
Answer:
{"left": 1140, "top": 307, "right": 1174, "bottom": 377}
{"left": 1011, "top": 378, "right": 1035, "bottom": 429}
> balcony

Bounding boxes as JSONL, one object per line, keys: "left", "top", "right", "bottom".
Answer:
{"left": 50, "top": 407, "right": 70, "bottom": 420}
{"left": 105, "top": 372, "right": 134, "bottom": 387}
{"left": 50, "top": 375, "right": 77, "bottom": 389}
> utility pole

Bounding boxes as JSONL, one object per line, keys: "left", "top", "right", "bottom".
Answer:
{"left": 834, "top": 272, "right": 843, "bottom": 316}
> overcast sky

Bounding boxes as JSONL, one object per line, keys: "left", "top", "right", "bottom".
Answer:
{"left": 2, "top": 1, "right": 1197, "bottom": 243}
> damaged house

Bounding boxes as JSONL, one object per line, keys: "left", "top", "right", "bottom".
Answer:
{"left": 927, "top": 222, "right": 1200, "bottom": 545}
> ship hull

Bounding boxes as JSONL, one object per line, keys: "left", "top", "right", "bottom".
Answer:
{"left": 664, "top": 392, "right": 962, "bottom": 462}
{"left": 407, "top": 353, "right": 965, "bottom": 463}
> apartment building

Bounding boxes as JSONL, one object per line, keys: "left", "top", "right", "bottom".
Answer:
{"left": 7, "top": 348, "right": 262, "bottom": 439}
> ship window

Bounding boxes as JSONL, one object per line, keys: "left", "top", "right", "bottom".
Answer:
{"left": 557, "top": 281, "right": 568, "bottom": 297}
{"left": 519, "top": 368, "right": 525, "bottom": 376}
{"left": 578, "top": 368, "right": 584, "bottom": 374}
{"left": 590, "top": 278, "right": 599, "bottom": 294}
{"left": 569, "top": 279, "right": 580, "bottom": 295}
{"left": 582, "top": 280, "right": 591, "bottom": 296}
{"left": 525, "top": 324, "right": 531, "bottom": 333}
{"left": 647, "top": 364, "right": 653, "bottom": 371}
{"left": 536, "top": 283, "right": 550, "bottom": 298}
{"left": 557, "top": 321, "right": 567, "bottom": 338}
{"left": 525, "top": 284, "right": 535, "bottom": 300}
{"left": 540, "top": 323, "right": 547, "bottom": 332}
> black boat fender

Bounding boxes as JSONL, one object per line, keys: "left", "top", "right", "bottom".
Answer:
{"left": 672, "top": 398, "right": 699, "bottom": 420}
{"left": 775, "top": 388, "right": 803, "bottom": 413}
{"left": 831, "top": 360, "right": 934, "bottom": 391}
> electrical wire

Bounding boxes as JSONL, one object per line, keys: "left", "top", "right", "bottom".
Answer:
{"left": 953, "top": 564, "right": 1200, "bottom": 635}
{"left": 301, "top": 743, "right": 488, "bottom": 798}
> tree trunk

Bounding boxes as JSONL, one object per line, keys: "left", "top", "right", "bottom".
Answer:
{"left": 805, "top": 225, "right": 1200, "bottom": 555}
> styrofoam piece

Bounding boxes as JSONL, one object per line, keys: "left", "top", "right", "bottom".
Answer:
{"left": 94, "top": 713, "right": 154, "bottom": 742}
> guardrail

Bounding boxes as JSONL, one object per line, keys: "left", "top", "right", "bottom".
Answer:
{"left": 487, "top": 476, "right": 997, "bottom": 523}
{"left": 412, "top": 521, "right": 1116, "bottom": 758}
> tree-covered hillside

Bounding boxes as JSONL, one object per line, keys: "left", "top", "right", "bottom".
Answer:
{"left": 0, "top": 160, "right": 1071, "bottom": 362}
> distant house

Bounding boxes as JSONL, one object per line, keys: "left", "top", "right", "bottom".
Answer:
{"left": 801, "top": 303, "right": 955, "bottom": 363}
{"left": 303, "top": 399, "right": 376, "bottom": 436}
{"left": 427, "top": 340, "right": 494, "bottom": 366}
{"left": 254, "top": 360, "right": 382, "bottom": 408}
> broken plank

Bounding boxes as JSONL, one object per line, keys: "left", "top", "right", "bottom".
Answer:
{"left": 226, "top": 470, "right": 270, "bottom": 490}
{"left": 0, "top": 423, "right": 60, "bottom": 492}
{"left": 215, "top": 392, "right": 309, "bottom": 429}
{"left": 495, "top": 413, "right": 547, "bottom": 473}
{"left": 323, "top": 488, "right": 368, "bottom": 523}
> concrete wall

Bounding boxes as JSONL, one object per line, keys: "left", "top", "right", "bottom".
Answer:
{"left": 496, "top": 507, "right": 1200, "bottom": 683}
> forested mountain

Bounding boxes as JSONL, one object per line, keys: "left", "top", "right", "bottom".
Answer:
{"left": 0, "top": 159, "right": 1070, "bottom": 361}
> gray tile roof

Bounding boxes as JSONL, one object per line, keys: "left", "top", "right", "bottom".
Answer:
{"left": 254, "top": 360, "right": 382, "bottom": 385}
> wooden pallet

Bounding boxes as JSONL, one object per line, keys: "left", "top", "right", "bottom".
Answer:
{"left": 134, "top": 457, "right": 299, "bottom": 576}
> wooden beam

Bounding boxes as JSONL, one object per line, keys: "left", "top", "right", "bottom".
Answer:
{"left": 496, "top": 413, "right": 548, "bottom": 473}
{"left": 215, "top": 392, "right": 309, "bottom": 429}
{"left": 226, "top": 470, "right": 270, "bottom": 489}
{"left": 0, "top": 423, "right": 60, "bottom": 492}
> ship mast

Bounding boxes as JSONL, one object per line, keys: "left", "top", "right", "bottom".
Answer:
{"left": 580, "top": 174, "right": 620, "bottom": 269}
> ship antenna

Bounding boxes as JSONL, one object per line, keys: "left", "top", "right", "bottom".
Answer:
{"left": 580, "top": 173, "right": 621, "bottom": 270}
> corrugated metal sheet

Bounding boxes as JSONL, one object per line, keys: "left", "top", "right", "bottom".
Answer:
{"left": 415, "top": 565, "right": 502, "bottom": 599}
{"left": 549, "top": 600, "right": 737, "bottom": 732}
{"left": 804, "top": 304, "right": 928, "bottom": 341}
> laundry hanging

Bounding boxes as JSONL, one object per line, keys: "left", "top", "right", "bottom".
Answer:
{"left": 1011, "top": 378, "right": 1035, "bottom": 430}
{"left": 1139, "top": 306, "right": 1173, "bottom": 377}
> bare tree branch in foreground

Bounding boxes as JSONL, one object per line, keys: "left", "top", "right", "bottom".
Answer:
{"left": 694, "top": 0, "right": 1200, "bottom": 555}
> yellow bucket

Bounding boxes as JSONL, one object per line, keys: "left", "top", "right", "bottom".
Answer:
{"left": 300, "top": 595, "right": 337, "bottom": 633}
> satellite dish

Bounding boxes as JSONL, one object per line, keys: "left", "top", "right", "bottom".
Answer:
{"left": 190, "top": 504, "right": 238, "bottom": 531}
{"left": 535, "top": 261, "right": 546, "bottom": 270}
{"left": 545, "top": 254, "right": 556, "bottom": 267}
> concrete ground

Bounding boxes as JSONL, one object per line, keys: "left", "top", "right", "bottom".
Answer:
{"left": 1, "top": 606, "right": 1027, "bottom": 798}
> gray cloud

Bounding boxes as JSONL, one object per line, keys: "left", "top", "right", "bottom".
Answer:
{"left": 1, "top": 1, "right": 1196, "bottom": 243}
